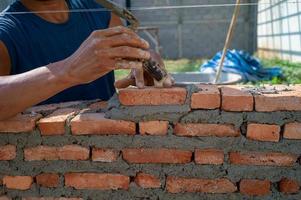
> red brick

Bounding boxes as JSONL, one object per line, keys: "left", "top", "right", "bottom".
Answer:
{"left": 166, "top": 176, "right": 237, "bottom": 193}
{"left": 3, "top": 176, "right": 33, "bottom": 190}
{"left": 0, "top": 145, "right": 16, "bottom": 160}
{"left": 195, "top": 149, "right": 224, "bottom": 165}
{"left": 255, "top": 87, "right": 301, "bottom": 111}
{"left": 122, "top": 148, "right": 192, "bottom": 164}
{"left": 240, "top": 179, "right": 270, "bottom": 196}
{"left": 65, "top": 173, "right": 129, "bottom": 190}
{"left": 191, "top": 85, "right": 220, "bottom": 109}
{"left": 229, "top": 151, "right": 298, "bottom": 167}
{"left": 0, "top": 196, "right": 11, "bottom": 200}
{"left": 279, "top": 178, "right": 300, "bottom": 194}
{"left": 71, "top": 113, "right": 135, "bottom": 135}
{"left": 139, "top": 121, "right": 168, "bottom": 136}
{"left": 135, "top": 173, "right": 161, "bottom": 188}
{"left": 221, "top": 86, "right": 254, "bottom": 111}
{"left": 92, "top": 148, "right": 119, "bottom": 162}
{"left": 38, "top": 108, "right": 78, "bottom": 136}
{"left": 247, "top": 124, "right": 280, "bottom": 142}
{"left": 88, "top": 101, "right": 108, "bottom": 110}
{"left": 0, "top": 113, "right": 42, "bottom": 133}
{"left": 36, "top": 173, "right": 59, "bottom": 188}
{"left": 174, "top": 123, "right": 240, "bottom": 137}
{"left": 24, "top": 145, "right": 89, "bottom": 161}
{"left": 284, "top": 123, "right": 301, "bottom": 140}
{"left": 118, "top": 87, "right": 187, "bottom": 106}
{"left": 22, "top": 198, "right": 83, "bottom": 200}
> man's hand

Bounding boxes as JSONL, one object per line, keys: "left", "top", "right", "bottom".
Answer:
{"left": 115, "top": 50, "right": 175, "bottom": 89}
{"left": 62, "top": 26, "right": 150, "bottom": 85}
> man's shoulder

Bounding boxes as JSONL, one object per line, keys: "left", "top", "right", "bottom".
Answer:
{"left": 0, "top": 1, "right": 24, "bottom": 27}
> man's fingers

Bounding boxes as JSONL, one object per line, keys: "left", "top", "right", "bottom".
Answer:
{"left": 115, "top": 60, "right": 143, "bottom": 69}
{"left": 101, "top": 34, "right": 149, "bottom": 50}
{"left": 102, "top": 47, "right": 150, "bottom": 60}
{"left": 115, "top": 77, "right": 136, "bottom": 89}
{"left": 134, "top": 67, "right": 145, "bottom": 89}
{"left": 93, "top": 26, "right": 136, "bottom": 37}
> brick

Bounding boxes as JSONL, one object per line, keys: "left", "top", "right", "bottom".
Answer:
{"left": 24, "top": 145, "right": 89, "bottom": 161}
{"left": 195, "top": 149, "right": 224, "bottom": 165}
{"left": 118, "top": 87, "right": 187, "bottom": 106}
{"left": 88, "top": 101, "right": 108, "bottom": 110}
{"left": 3, "top": 176, "right": 33, "bottom": 190}
{"left": 92, "top": 148, "right": 119, "bottom": 162}
{"left": 0, "top": 145, "right": 16, "bottom": 160}
{"left": 22, "top": 198, "right": 83, "bottom": 200}
{"left": 284, "top": 123, "right": 301, "bottom": 139}
{"left": 221, "top": 86, "right": 253, "bottom": 111}
{"left": 0, "top": 113, "right": 42, "bottom": 133}
{"left": 247, "top": 124, "right": 280, "bottom": 142}
{"left": 174, "top": 123, "right": 239, "bottom": 137}
{"left": 255, "top": 87, "right": 301, "bottom": 111}
{"left": 139, "top": 121, "right": 168, "bottom": 136}
{"left": 0, "top": 196, "right": 11, "bottom": 200}
{"left": 240, "top": 179, "right": 270, "bottom": 196}
{"left": 65, "top": 173, "right": 129, "bottom": 190}
{"left": 229, "top": 151, "right": 298, "bottom": 167}
{"left": 38, "top": 108, "right": 78, "bottom": 136}
{"left": 36, "top": 173, "right": 59, "bottom": 188}
{"left": 191, "top": 85, "right": 220, "bottom": 109}
{"left": 279, "top": 178, "right": 300, "bottom": 194}
{"left": 135, "top": 173, "right": 161, "bottom": 188}
{"left": 71, "top": 113, "right": 135, "bottom": 135}
{"left": 122, "top": 148, "right": 192, "bottom": 164}
{"left": 166, "top": 177, "right": 237, "bottom": 193}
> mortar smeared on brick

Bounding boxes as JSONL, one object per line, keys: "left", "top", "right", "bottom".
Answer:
{"left": 0, "top": 84, "right": 300, "bottom": 200}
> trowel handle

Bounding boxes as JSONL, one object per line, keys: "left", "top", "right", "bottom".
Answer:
{"left": 95, "top": 0, "right": 140, "bottom": 30}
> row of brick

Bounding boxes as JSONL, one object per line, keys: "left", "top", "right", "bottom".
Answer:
{"left": 1, "top": 173, "right": 299, "bottom": 196}
{"left": 0, "top": 198, "right": 82, "bottom": 200}
{"left": 118, "top": 85, "right": 301, "bottom": 112}
{"left": 0, "top": 111, "right": 301, "bottom": 140}
{"left": 0, "top": 145, "right": 299, "bottom": 166}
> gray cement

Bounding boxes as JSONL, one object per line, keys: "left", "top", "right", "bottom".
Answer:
{"left": 1, "top": 84, "right": 301, "bottom": 199}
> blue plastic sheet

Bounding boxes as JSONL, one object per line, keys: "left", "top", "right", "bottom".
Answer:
{"left": 200, "top": 50, "right": 283, "bottom": 82}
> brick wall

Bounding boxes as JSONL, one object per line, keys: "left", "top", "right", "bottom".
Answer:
{"left": 0, "top": 84, "right": 301, "bottom": 199}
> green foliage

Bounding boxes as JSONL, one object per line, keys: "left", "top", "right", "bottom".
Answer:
{"left": 260, "top": 57, "right": 301, "bottom": 84}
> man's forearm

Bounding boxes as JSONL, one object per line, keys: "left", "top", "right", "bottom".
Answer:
{"left": 0, "top": 60, "right": 75, "bottom": 120}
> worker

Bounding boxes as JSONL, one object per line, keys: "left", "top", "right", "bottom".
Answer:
{"left": 0, "top": 0, "right": 173, "bottom": 120}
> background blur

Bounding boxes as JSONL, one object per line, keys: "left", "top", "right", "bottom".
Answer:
{"left": 1, "top": 0, "right": 301, "bottom": 84}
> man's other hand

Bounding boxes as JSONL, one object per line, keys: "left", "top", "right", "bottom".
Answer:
{"left": 115, "top": 50, "right": 175, "bottom": 89}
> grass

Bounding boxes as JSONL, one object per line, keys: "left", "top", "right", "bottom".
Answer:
{"left": 114, "top": 57, "right": 301, "bottom": 84}
{"left": 260, "top": 58, "right": 301, "bottom": 84}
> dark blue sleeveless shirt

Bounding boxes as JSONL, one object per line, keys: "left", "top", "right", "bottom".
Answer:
{"left": 0, "top": 0, "right": 116, "bottom": 104}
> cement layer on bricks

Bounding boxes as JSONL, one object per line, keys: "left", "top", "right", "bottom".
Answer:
{"left": 255, "top": 86, "right": 301, "bottom": 112}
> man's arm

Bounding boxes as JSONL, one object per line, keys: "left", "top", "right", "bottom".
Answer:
{"left": 0, "top": 26, "right": 150, "bottom": 120}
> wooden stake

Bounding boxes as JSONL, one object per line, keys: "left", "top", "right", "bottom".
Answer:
{"left": 214, "top": 0, "right": 241, "bottom": 84}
